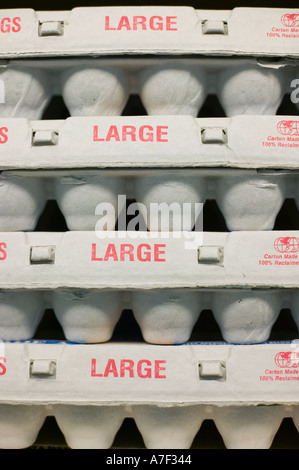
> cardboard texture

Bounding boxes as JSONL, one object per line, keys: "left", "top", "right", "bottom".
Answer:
{"left": 0, "top": 115, "right": 298, "bottom": 231}
{"left": 0, "top": 5, "right": 298, "bottom": 449}
{"left": 0, "top": 8, "right": 298, "bottom": 57}
{"left": 0, "top": 170, "right": 294, "bottom": 231}
{"left": 0, "top": 58, "right": 297, "bottom": 118}
{"left": 0, "top": 231, "right": 298, "bottom": 343}
{"left": 0, "top": 340, "right": 298, "bottom": 449}
{"left": 0, "top": 115, "right": 298, "bottom": 169}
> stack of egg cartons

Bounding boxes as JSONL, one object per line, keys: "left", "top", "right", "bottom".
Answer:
{"left": 0, "top": 6, "right": 298, "bottom": 450}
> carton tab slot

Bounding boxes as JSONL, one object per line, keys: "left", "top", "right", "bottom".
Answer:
{"left": 201, "top": 127, "right": 227, "bottom": 144}
{"left": 30, "top": 359, "right": 56, "bottom": 378}
{"left": 199, "top": 361, "right": 226, "bottom": 380}
{"left": 30, "top": 246, "right": 56, "bottom": 264}
{"left": 198, "top": 246, "right": 223, "bottom": 264}
{"left": 32, "top": 130, "right": 59, "bottom": 147}
{"left": 202, "top": 20, "right": 228, "bottom": 35}
{"left": 38, "top": 21, "right": 64, "bottom": 37}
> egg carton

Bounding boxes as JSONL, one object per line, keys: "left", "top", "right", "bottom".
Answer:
{"left": 0, "top": 56, "right": 298, "bottom": 119}
{"left": 0, "top": 7, "right": 298, "bottom": 119}
{"left": 0, "top": 340, "right": 298, "bottom": 449}
{"left": 0, "top": 230, "right": 298, "bottom": 344}
{"left": 0, "top": 115, "right": 299, "bottom": 232}
{"left": 0, "top": 8, "right": 298, "bottom": 120}
{"left": 0, "top": 7, "right": 298, "bottom": 59}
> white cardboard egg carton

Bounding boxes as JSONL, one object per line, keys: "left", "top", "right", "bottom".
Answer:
{"left": 0, "top": 7, "right": 298, "bottom": 58}
{"left": 0, "top": 340, "right": 298, "bottom": 449}
{"left": 1, "top": 115, "right": 299, "bottom": 170}
{"left": 0, "top": 8, "right": 297, "bottom": 450}
{"left": 0, "top": 8, "right": 298, "bottom": 119}
{"left": 0, "top": 230, "right": 298, "bottom": 344}
{"left": 0, "top": 56, "right": 298, "bottom": 119}
{"left": 0, "top": 115, "right": 298, "bottom": 232}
